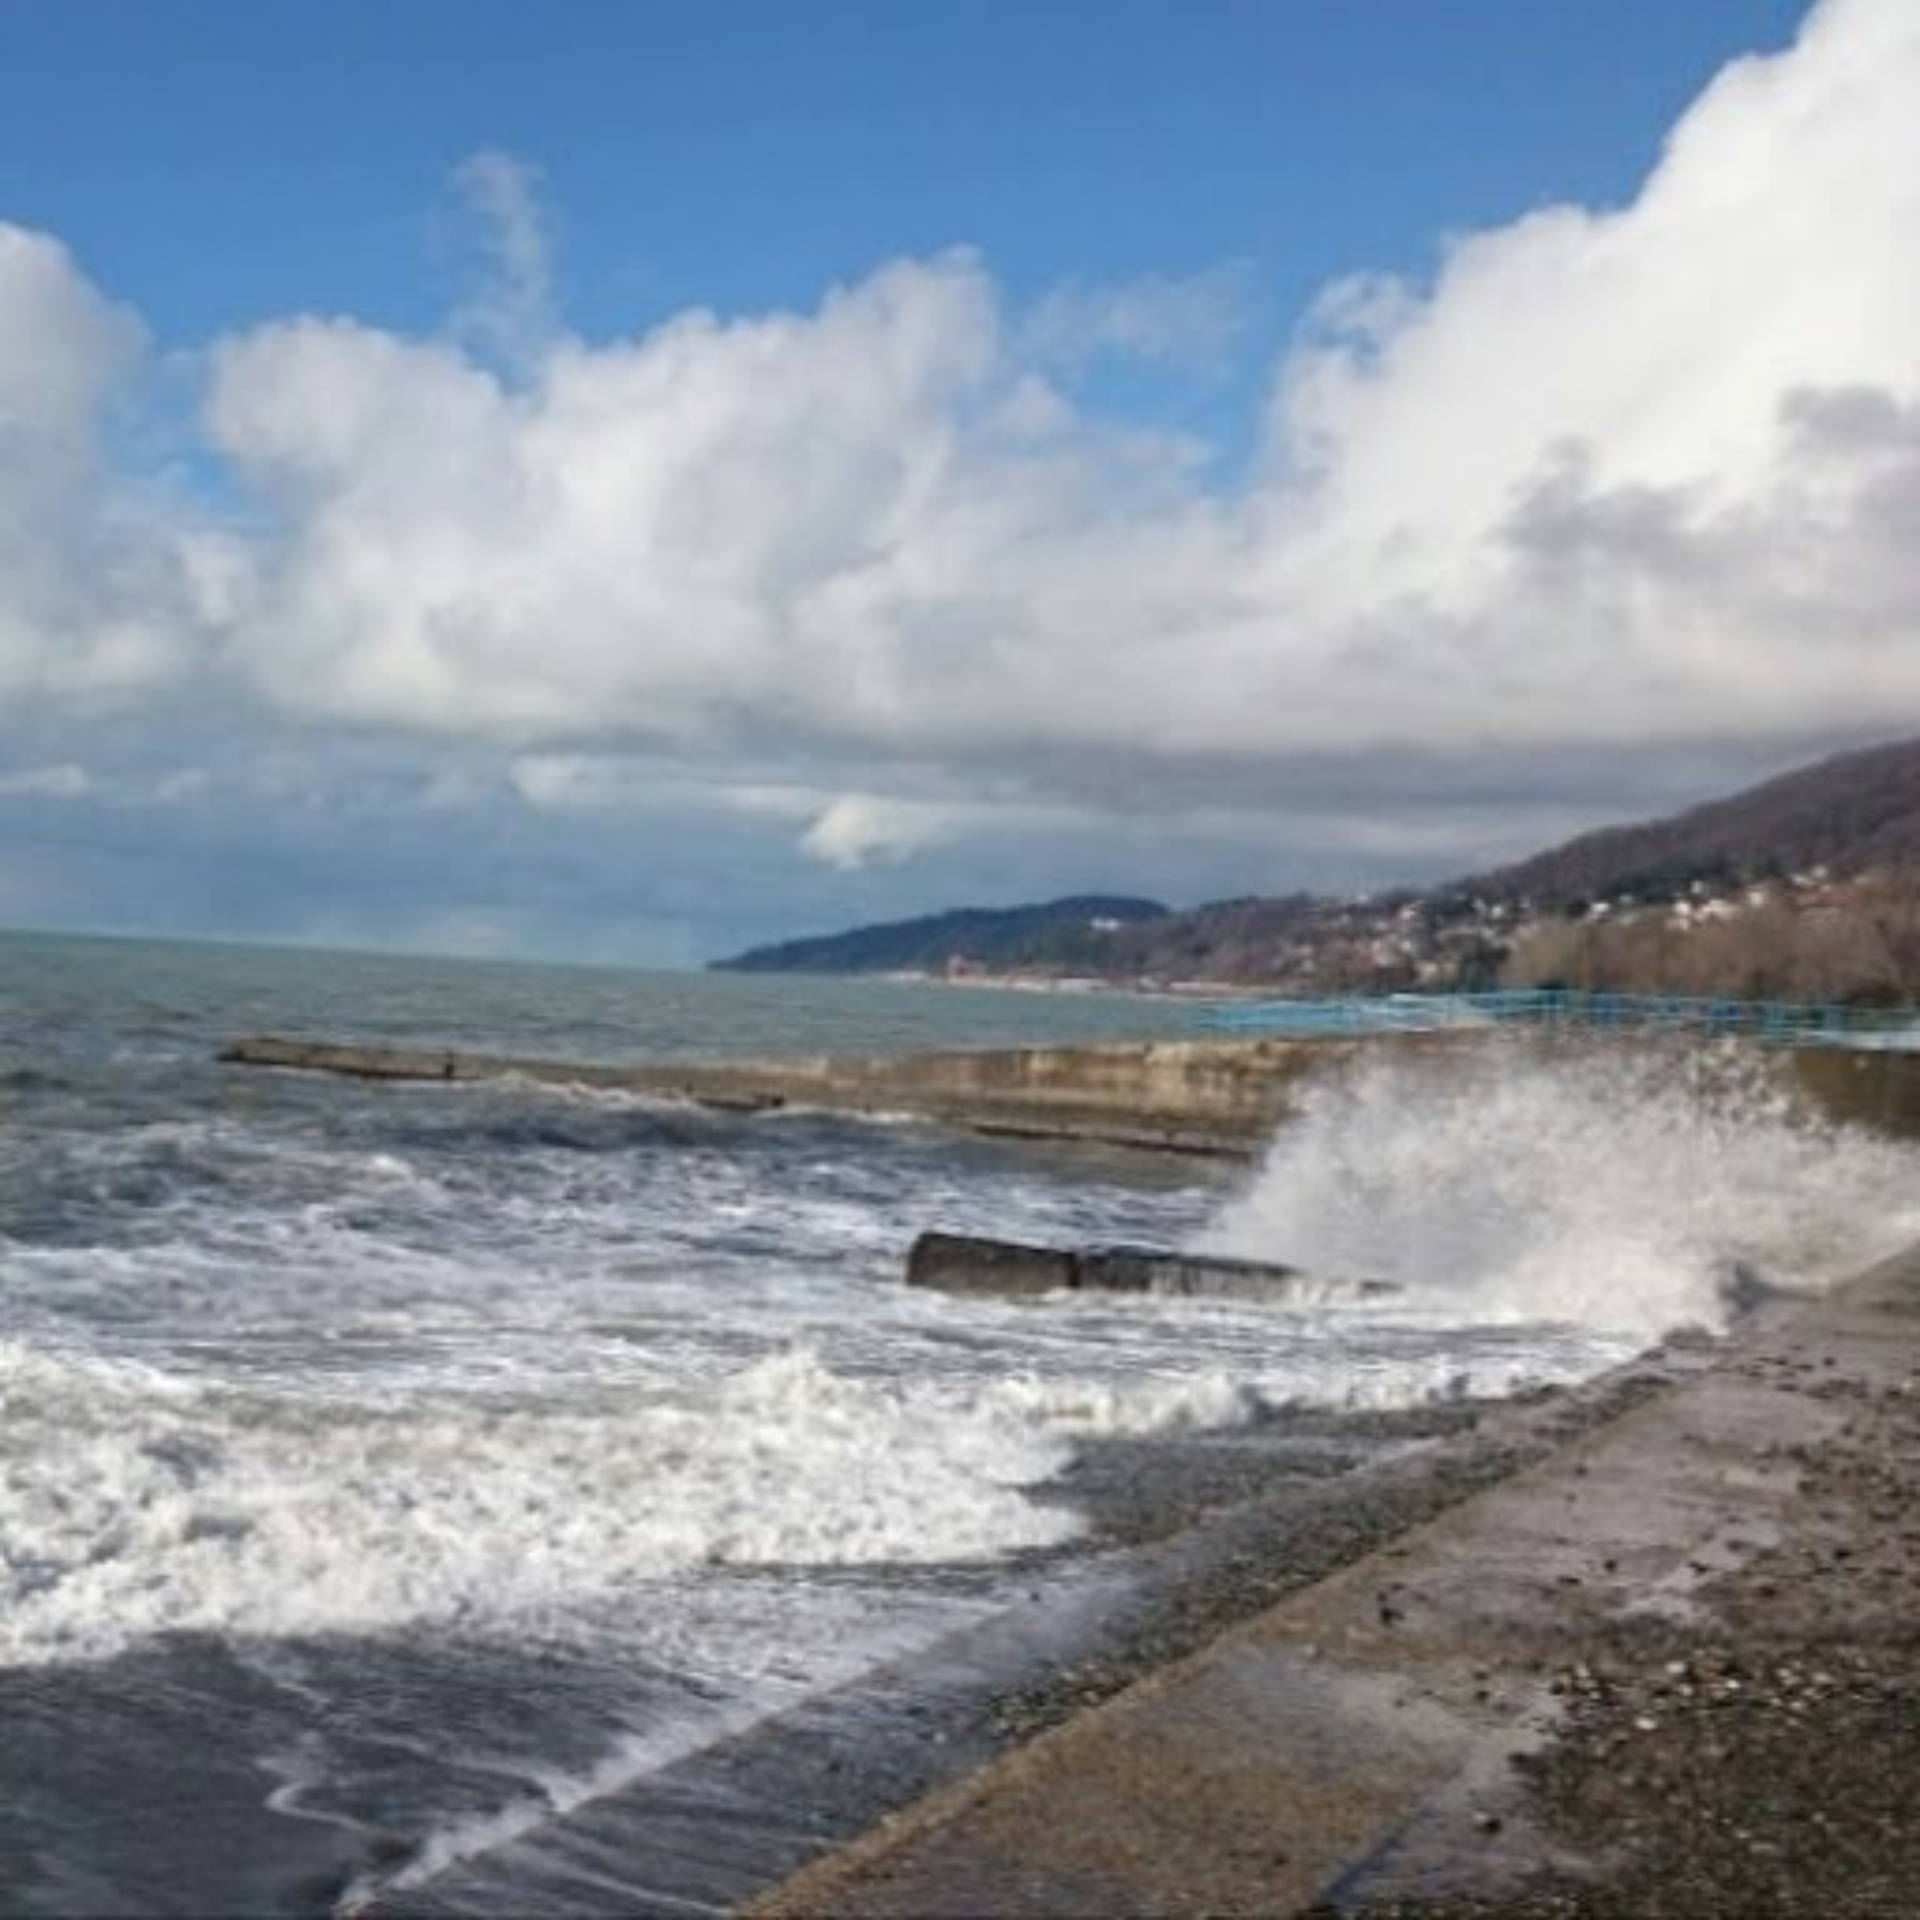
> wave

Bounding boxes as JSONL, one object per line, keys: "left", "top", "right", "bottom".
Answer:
{"left": 0, "top": 1342, "right": 1088, "bottom": 1668}
{"left": 1196, "top": 1034, "right": 1920, "bottom": 1339}
{"left": 0, "top": 1305, "right": 1621, "bottom": 1673}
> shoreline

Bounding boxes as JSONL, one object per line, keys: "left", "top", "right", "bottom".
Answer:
{"left": 744, "top": 1246, "right": 1920, "bottom": 1917}
{"left": 359, "top": 1343, "right": 1715, "bottom": 1919}
{"left": 232, "top": 1026, "right": 1920, "bottom": 1911}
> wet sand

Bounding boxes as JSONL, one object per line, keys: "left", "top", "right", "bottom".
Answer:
{"left": 748, "top": 1245, "right": 1920, "bottom": 1918}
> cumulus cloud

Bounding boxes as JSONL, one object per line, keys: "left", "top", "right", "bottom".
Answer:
{"left": 1229, "top": 0, "right": 1920, "bottom": 746}
{"left": 800, "top": 794, "right": 950, "bottom": 869}
{"left": 195, "top": 2, "right": 1917, "bottom": 788}
{"left": 0, "top": 227, "right": 216, "bottom": 711}
{"left": 5, "top": 0, "right": 1920, "bottom": 926}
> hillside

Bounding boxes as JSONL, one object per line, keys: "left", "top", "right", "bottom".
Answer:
{"left": 712, "top": 895, "right": 1170, "bottom": 976}
{"left": 1465, "top": 736, "right": 1920, "bottom": 909}
{"left": 712, "top": 736, "right": 1920, "bottom": 996}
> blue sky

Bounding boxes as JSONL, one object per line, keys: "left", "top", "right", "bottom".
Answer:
{"left": 6, "top": 4, "right": 1799, "bottom": 337}
{"left": 2, "top": 0, "right": 1913, "bottom": 965}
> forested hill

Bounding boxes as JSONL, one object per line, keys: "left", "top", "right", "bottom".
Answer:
{"left": 1465, "top": 736, "right": 1920, "bottom": 909}
{"left": 711, "top": 895, "right": 1171, "bottom": 975}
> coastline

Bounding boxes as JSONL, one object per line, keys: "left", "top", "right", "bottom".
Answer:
{"left": 232, "top": 1022, "right": 1920, "bottom": 1913}
{"left": 745, "top": 1244, "right": 1920, "bottom": 1918}
{"left": 362, "top": 1345, "right": 1708, "bottom": 1919}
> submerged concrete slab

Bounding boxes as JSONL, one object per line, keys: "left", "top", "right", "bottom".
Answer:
{"left": 903, "top": 1231, "right": 1354, "bottom": 1303}
{"left": 748, "top": 1244, "right": 1920, "bottom": 1917}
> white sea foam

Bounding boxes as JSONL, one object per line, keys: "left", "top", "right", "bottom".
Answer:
{"left": 14, "top": 1029, "right": 1909, "bottom": 1680}
{"left": 0, "top": 1342, "right": 1088, "bottom": 1666}
{"left": 1197, "top": 1036, "right": 1920, "bottom": 1339}
{"left": 0, "top": 1309, "right": 1609, "bottom": 1671}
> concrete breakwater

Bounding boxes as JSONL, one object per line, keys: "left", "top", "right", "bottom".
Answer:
{"left": 219, "top": 1032, "right": 1348, "bottom": 1153}
{"left": 221, "top": 1028, "right": 1920, "bottom": 1146}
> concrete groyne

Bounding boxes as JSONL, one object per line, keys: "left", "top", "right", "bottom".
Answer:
{"left": 221, "top": 1028, "right": 1920, "bottom": 1149}
{"left": 219, "top": 1032, "right": 1350, "bottom": 1153}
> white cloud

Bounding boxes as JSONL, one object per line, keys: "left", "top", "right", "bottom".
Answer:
{"left": 449, "top": 148, "right": 558, "bottom": 375}
{"left": 1023, "top": 265, "right": 1251, "bottom": 371}
{"left": 1228, "top": 0, "right": 1920, "bottom": 749}
{"left": 507, "top": 755, "right": 1081, "bottom": 878}
{"left": 0, "top": 226, "right": 211, "bottom": 711}
{"left": 195, "top": 1, "right": 1920, "bottom": 796}
{"left": 5, "top": 0, "right": 1920, "bottom": 923}
{"left": 205, "top": 250, "right": 1055, "bottom": 747}
{"left": 800, "top": 792, "right": 991, "bottom": 870}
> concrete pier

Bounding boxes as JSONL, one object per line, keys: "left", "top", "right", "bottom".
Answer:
{"left": 220, "top": 1032, "right": 1348, "bottom": 1153}
{"left": 222, "top": 1029, "right": 1920, "bottom": 1156}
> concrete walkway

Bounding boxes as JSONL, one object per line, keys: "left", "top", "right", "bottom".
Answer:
{"left": 749, "top": 1245, "right": 1920, "bottom": 1917}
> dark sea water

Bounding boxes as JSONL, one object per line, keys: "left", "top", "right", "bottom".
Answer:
{"left": 3, "top": 930, "right": 1914, "bottom": 1916}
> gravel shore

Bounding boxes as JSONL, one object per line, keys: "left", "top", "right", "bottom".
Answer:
{"left": 1340, "top": 1318, "right": 1920, "bottom": 1918}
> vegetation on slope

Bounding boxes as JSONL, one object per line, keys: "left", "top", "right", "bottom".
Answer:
{"left": 1466, "top": 738, "right": 1920, "bottom": 911}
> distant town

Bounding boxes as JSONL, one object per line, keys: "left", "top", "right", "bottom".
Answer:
{"left": 925, "top": 865, "right": 1918, "bottom": 1007}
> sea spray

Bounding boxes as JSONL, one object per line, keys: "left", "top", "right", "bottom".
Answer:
{"left": 1194, "top": 1034, "right": 1920, "bottom": 1339}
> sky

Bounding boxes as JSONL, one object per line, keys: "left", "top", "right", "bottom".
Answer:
{"left": 2, "top": 0, "right": 1912, "bottom": 967}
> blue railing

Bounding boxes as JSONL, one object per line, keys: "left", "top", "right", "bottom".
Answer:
{"left": 1199, "top": 988, "right": 1920, "bottom": 1048}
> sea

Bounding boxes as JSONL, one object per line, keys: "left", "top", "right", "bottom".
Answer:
{"left": 4, "top": 928, "right": 1918, "bottom": 1918}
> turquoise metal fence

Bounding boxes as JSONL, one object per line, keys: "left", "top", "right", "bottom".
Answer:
{"left": 1198, "top": 989, "right": 1920, "bottom": 1048}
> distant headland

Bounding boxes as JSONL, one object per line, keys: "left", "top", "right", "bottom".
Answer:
{"left": 712, "top": 737, "right": 1920, "bottom": 1006}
